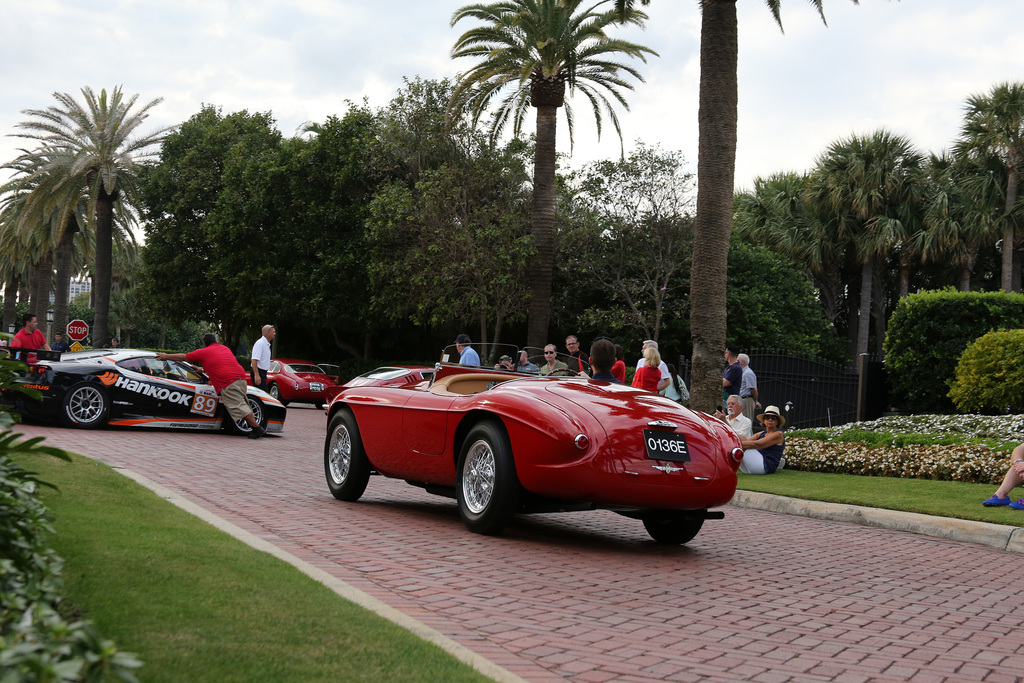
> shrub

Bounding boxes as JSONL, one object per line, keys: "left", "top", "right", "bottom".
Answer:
{"left": 0, "top": 357, "right": 140, "bottom": 681}
{"left": 884, "top": 289, "right": 1024, "bottom": 413}
{"left": 948, "top": 329, "right": 1024, "bottom": 413}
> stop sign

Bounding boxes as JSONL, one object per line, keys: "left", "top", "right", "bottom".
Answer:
{"left": 66, "top": 319, "right": 90, "bottom": 342}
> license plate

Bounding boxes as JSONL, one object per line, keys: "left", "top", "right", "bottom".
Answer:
{"left": 643, "top": 429, "right": 690, "bottom": 462}
{"left": 310, "top": 382, "right": 324, "bottom": 392}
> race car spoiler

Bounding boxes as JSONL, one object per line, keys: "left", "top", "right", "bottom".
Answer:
{"left": 5, "top": 349, "right": 62, "bottom": 364}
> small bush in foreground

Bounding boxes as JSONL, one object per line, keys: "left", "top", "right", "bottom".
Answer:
{"left": 1, "top": 354, "right": 140, "bottom": 682}
{"left": 948, "top": 329, "right": 1024, "bottom": 413}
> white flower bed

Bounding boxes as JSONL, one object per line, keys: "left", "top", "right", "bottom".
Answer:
{"left": 786, "top": 414, "right": 1023, "bottom": 485}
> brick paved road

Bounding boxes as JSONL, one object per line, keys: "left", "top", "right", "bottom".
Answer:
{"left": 17, "top": 408, "right": 1024, "bottom": 682}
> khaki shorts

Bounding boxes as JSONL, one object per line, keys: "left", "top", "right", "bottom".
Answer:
{"left": 220, "top": 379, "right": 251, "bottom": 421}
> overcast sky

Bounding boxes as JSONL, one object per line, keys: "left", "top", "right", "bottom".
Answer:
{"left": 2, "top": 0, "right": 1023, "bottom": 196}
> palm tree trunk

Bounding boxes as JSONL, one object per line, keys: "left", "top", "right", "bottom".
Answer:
{"left": 959, "top": 241, "right": 979, "bottom": 291}
{"left": 1001, "top": 166, "right": 1018, "bottom": 292}
{"left": 526, "top": 104, "right": 558, "bottom": 350}
{"left": 92, "top": 190, "right": 114, "bottom": 348}
{"left": 857, "top": 257, "right": 873, "bottom": 357}
{"left": 872, "top": 261, "right": 886, "bottom": 358}
{"left": 689, "top": 0, "right": 737, "bottom": 413}
{"left": 30, "top": 251, "right": 54, "bottom": 325}
{"left": 899, "top": 248, "right": 912, "bottom": 298}
{"left": 3, "top": 275, "right": 18, "bottom": 333}
{"left": 52, "top": 216, "right": 78, "bottom": 342}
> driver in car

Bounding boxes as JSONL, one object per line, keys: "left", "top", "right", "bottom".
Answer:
{"left": 539, "top": 344, "right": 569, "bottom": 375}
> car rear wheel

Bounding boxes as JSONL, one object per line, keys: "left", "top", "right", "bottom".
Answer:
{"left": 324, "top": 411, "right": 370, "bottom": 501}
{"left": 268, "top": 383, "right": 289, "bottom": 406}
{"left": 642, "top": 513, "right": 704, "bottom": 545}
{"left": 223, "top": 396, "right": 266, "bottom": 435}
{"left": 59, "top": 382, "right": 109, "bottom": 429}
{"left": 456, "top": 421, "right": 519, "bottom": 535}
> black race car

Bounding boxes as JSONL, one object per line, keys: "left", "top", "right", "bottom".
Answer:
{"left": 4, "top": 349, "right": 285, "bottom": 434}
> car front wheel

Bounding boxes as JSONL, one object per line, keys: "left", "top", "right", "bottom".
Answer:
{"left": 642, "top": 513, "right": 704, "bottom": 545}
{"left": 456, "top": 421, "right": 519, "bottom": 535}
{"left": 59, "top": 382, "right": 109, "bottom": 429}
{"left": 324, "top": 411, "right": 370, "bottom": 501}
{"left": 224, "top": 396, "right": 266, "bottom": 435}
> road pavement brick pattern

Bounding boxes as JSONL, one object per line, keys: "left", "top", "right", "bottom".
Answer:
{"left": 17, "top": 409, "right": 1024, "bottom": 682}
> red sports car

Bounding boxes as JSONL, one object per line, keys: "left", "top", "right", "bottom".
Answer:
{"left": 324, "top": 345, "right": 743, "bottom": 544}
{"left": 255, "top": 358, "right": 338, "bottom": 407}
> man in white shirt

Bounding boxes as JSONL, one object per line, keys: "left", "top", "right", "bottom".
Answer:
{"left": 633, "top": 339, "right": 670, "bottom": 392}
{"left": 250, "top": 324, "right": 275, "bottom": 391}
{"left": 714, "top": 395, "right": 753, "bottom": 438}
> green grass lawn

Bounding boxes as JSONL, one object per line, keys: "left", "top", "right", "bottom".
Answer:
{"left": 18, "top": 451, "right": 490, "bottom": 683}
{"left": 737, "top": 469, "right": 1024, "bottom": 527}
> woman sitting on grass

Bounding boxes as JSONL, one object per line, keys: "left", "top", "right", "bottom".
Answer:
{"left": 982, "top": 448, "right": 1024, "bottom": 509}
{"left": 739, "top": 405, "right": 786, "bottom": 475}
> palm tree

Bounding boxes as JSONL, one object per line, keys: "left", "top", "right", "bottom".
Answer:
{"left": 612, "top": 0, "right": 859, "bottom": 411}
{"left": 954, "top": 82, "right": 1024, "bottom": 292}
{"left": 921, "top": 151, "right": 1003, "bottom": 291}
{"left": 449, "top": 0, "right": 657, "bottom": 349}
{"left": 734, "top": 171, "right": 848, "bottom": 325}
{"left": 10, "top": 86, "right": 169, "bottom": 348}
{"left": 811, "top": 129, "right": 924, "bottom": 358}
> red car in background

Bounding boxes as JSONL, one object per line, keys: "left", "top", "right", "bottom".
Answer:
{"left": 255, "top": 358, "right": 338, "bottom": 407}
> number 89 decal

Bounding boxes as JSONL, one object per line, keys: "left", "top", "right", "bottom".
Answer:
{"left": 190, "top": 386, "right": 219, "bottom": 417}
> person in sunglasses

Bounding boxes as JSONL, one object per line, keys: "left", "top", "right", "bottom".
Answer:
{"left": 539, "top": 344, "right": 569, "bottom": 375}
{"left": 738, "top": 405, "right": 787, "bottom": 474}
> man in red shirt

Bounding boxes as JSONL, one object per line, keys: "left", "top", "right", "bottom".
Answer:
{"left": 156, "top": 333, "right": 266, "bottom": 439}
{"left": 11, "top": 313, "right": 51, "bottom": 351}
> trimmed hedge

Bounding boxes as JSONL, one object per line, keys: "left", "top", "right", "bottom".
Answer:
{"left": 884, "top": 289, "right": 1024, "bottom": 413}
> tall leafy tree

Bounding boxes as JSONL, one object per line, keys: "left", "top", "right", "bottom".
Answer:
{"left": 449, "top": 0, "right": 657, "bottom": 349}
{"left": 954, "top": 82, "right": 1024, "bottom": 292}
{"left": 612, "top": 0, "right": 862, "bottom": 411}
{"left": 367, "top": 138, "right": 533, "bottom": 345}
{"left": 563, "top": 143, "right": 695, "bottom": 342}
{"left": 10, "top": 87, "right": 168, "bottom": 349}
{"left": 140, "top": 106, "right": 281, "bottom": 349}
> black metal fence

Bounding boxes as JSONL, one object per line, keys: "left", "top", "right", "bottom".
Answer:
{"left": 680, "top": 350, "right": 878, "bottom": 429}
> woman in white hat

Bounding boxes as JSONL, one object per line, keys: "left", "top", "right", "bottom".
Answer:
{"left": 738, "top": 405, "right": 786, "bottom": 474}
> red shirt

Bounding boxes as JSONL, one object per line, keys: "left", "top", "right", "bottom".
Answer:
{"left": 632, "top": 364, "right": 661, "bottom": 393}
{"left": 11, "top": 327, "right": 47, "bottom": 349}
{"left": 611, "top": 360, "right": 626, "bottom": 384}
{"left": 185, "top": 343, "right": 247, "bottom": 392}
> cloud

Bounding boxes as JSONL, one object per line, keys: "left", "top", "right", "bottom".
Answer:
{"left": 2, "top": 0, "right": 1023, "bottom": 195}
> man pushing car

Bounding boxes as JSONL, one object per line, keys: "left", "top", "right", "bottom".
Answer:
{"left": 157, "top": 333, "right": 267, "bottom": 439}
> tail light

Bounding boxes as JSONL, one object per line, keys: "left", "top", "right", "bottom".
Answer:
{"left": 730, "top": 447, "right": 744, "bottom": 464}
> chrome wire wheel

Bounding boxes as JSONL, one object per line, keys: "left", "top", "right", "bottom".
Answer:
{"left": 68, "top": 386, "right": 104, "bottom": 423}
{"left": 461, "top": 438, "right": 496, "bottom": 514}
{"left": 328, "top": 423, "right": 352, "bottom": 485}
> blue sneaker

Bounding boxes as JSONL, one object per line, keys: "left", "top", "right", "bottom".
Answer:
{"left": 1010, "top": 499, "right": 1024, "bottom": 510}
{"left": 983, "top": 495, "right": 1011, "bottom": 507}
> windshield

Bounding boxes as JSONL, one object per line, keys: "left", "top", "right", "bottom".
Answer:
{"left": 287, "top": 363, "right": 324, "bottom": 374}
